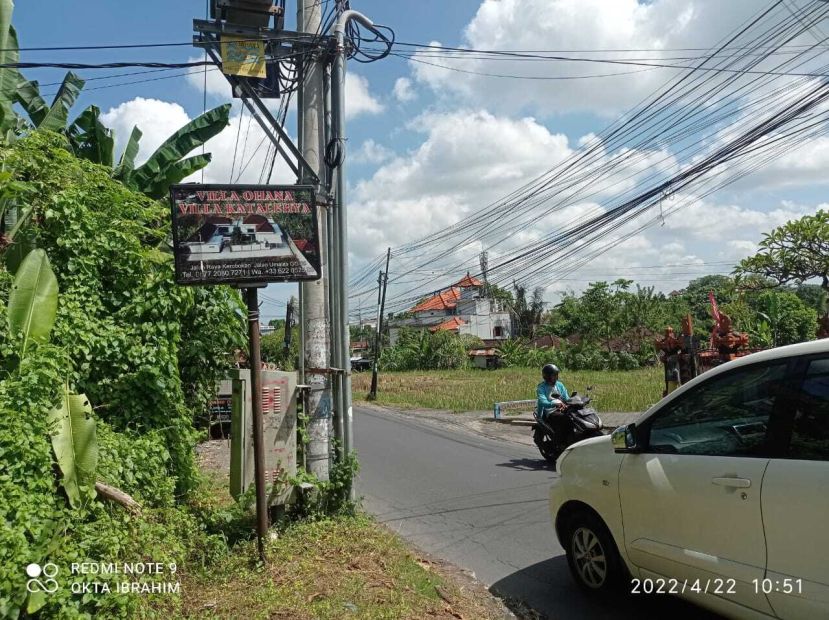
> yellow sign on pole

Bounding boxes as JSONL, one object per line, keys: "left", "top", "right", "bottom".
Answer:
{"left": 221, "top": 35, "right": 267, "bottom": 78}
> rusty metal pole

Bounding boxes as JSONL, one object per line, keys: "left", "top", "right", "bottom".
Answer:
{"left": 247, "top": 286, "right": 268, "bottom": 562}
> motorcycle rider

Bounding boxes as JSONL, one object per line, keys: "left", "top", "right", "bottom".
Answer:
{"left": 537, "top": 363, "right": 570, "bottom": 427}
{"left": 538, "top": 364, "right": 569, "bottom": 407}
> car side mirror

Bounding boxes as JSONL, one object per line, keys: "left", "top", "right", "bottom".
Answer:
{"left": 612, "top": 423, "right": 640, "bottom": 453}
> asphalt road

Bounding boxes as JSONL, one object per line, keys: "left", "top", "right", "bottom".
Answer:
{"left": 354, "top": 405, "right": 717, "bottom": 620}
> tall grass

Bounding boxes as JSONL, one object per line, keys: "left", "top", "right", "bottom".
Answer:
{"left": 352, "top": 366, "right": 663, "bottom": 413}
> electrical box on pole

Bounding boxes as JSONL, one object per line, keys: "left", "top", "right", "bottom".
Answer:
{"left": 230, "top": 368, "right": 298, "bottom": 505}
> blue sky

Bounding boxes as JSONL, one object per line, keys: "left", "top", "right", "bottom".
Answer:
{"left": 12, "top": 1, "right": 828, "bottom": 321}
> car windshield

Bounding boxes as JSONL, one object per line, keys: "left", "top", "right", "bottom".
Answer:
{"left": 649, "top": 363, "right": 786, "bottom": 456}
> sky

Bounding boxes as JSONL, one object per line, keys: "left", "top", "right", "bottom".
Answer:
{"left": 12, "top": 0, "right": 829, "bottom": 323}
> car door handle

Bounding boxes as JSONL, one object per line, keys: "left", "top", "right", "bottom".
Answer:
{"left": 711, "top": 477, "right": 751, "bottom": 488}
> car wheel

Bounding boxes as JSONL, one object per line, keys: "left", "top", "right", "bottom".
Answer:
{"left": 564, "top": 510, "right": 625, "bottom": 595}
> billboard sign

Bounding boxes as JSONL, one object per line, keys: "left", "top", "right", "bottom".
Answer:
{"left": 220, "top": 35, "right": 267, "bottom": 78}
{"left": 170, "top": 184, "right": 321, "bottom": 286}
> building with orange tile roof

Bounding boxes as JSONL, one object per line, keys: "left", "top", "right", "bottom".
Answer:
{"left": 388, "top": 272, "right": 511, "bottom": 345}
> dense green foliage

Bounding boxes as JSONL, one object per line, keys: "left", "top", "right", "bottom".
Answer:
{"left": 380, "top": 328, "right": 481, "bottom": 371}
{"left": 381, "top": 270, "right": 819, "bottom": 374}
{"left": 544, "top": 275, "right": 817, "bottom": 353}
{"left": 0, "top": 132, "right": 245, "bottom": 617}
{"left": 735, "top": 209, "right": 829, "bottom": 304}
{"left": 261, "top": 324, "right": 300, "bottom": 369}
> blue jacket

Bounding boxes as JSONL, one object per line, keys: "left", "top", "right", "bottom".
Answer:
{"left": 537, "top": 380, "right": 570, "bottom": 414}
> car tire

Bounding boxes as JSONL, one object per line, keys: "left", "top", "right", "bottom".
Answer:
{"left": 563, "top": 510, "right": 626, "bottom": 595}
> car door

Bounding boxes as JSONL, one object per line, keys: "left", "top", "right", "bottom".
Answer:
{"left": 762, "top": 355, "right": 829, "bottom": 619}
{"left": 618, "top": 360, "right": 790, "bottom": 615}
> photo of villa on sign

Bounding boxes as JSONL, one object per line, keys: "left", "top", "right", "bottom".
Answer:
{"left": 170, "top": 184, "right": 321, "bottom": 286}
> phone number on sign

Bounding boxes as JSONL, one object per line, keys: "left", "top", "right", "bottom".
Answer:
{"left": 631, "top": 578, "right": 737, "bottom": 595}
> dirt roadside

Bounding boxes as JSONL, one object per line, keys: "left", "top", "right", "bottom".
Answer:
{"left": 195, "top": 440, "right": 525, "bottom": 619}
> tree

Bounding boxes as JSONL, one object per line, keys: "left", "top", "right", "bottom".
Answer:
{"left": 791, "top": 283, "right": 828, "bottom": 315}
{"left": 511, "top": 283, "right": 545, "bottom": 338}
{"left": 752, "top": 291, "right": 816, "bottom": 346}
{"left": 680, "top": 275, "right": 738, "bottom": 335}
{"left": 735, "top": 210, "right": 829, "bottom": 315}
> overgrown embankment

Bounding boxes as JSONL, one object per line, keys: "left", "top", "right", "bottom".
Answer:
{"left": 0, "top": 132, "right": 245, "bottom": 617}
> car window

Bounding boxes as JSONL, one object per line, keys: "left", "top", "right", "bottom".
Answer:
{"left": 789, "top": 357, "right": 829, "bottom": 461}
{"left": 647, "top": 362, "right": 787, "bottom": 457}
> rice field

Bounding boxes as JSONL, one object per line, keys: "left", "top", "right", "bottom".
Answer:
{"left": 351, "top": 366, "right": 664, "bottom": 413}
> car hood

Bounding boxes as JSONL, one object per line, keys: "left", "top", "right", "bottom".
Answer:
{"left": 559, "top": 433, "right": 624, "bottom": 476}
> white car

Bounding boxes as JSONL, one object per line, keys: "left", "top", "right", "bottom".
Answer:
{"left": 549, "top": 339, "right": 829, "bottom": 620}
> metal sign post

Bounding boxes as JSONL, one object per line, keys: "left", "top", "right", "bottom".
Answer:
{"left": 170, "top": 183, "right": 320, "bottom": 564}
{"left": 245, "top": 285, "right": 268, "bottom": 562}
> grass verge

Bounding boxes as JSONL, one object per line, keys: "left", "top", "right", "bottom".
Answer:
{"left": 146, "top": 445, "right": 507, "bottom": 620}
{"left": 151, "top": 513, "right": 503, "bottom": 619}
{"left": 352, "top": 366, "right": 663, "bottom": 412}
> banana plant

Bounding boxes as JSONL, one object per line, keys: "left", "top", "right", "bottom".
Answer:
{"left": 7, "top": 248, "right": 57, "bottom": 359}
{"left": 0, "top": 0, "right": 19, "bottom": 138}
{"left": 5, "top": 248, "right": 99, "bottom": 511}
{"left": 0, "top": 168, "right": 33, "bottom": 268}
{"left": 48, "top": 385, "right": 99, "bottom": 509}
{"left": 122, "top": 103, "right": 231, "bottom": 198}
{"left": 15, "top": 72, "right": 86, "bottom": 133}
{"left": 65, "top": 104, "right": 114, "bottom": 168}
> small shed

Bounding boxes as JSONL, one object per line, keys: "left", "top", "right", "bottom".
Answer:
{"left": 469, "top": 348, "right": 500, "bottom": 370}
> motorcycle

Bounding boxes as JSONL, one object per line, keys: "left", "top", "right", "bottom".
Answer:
{"left": 532, "top": 387, "right": 603, "bottom": 465}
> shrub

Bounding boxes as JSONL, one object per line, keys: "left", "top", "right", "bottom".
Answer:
{"left": 0, "top": 132, "right": 246, "bottom": 617}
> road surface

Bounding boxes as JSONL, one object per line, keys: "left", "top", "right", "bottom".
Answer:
{"left": 354, "top": 405, "right": 717, "bottom": 619}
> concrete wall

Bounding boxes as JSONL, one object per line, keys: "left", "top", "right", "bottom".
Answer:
{"left": 459, "top": 311, "right": 511, "bottom": 340}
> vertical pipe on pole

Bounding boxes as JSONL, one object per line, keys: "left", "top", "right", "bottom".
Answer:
{"left": 324, "top": 59, "right": 345, "bottom": 456}
{"left": 331, "top": 18, "right": 352, "bottom": 458}
{"left": 332, "top": 9, "right": 375, "bottom": 458}
{"left": 247, "top": 287, "right": 268, "bottom": 562}
{"left": 296, "top": 0, "right": 306, "bottom": 408}
{"left": 300, "top": 0, "right": 331, "bottom": 481}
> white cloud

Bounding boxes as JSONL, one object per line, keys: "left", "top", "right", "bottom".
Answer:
{"left": 349, "top": 110, "right": 573, "bottom": 266}
{"left": 101, "top": 97, "right": 295, "bottom": 185}
{"left": 345, "top": 73, "right": 384, "bottom": 120}
{"left": 102, "top": 98, "right": 191, "bottom": 165}
{"left": 392, "top": 77, "right": 416, "bottom": 103}
{"left": 408, "top": 0, "right": 804, "bottom": 116}
{"left": 662, "top": 198, "right": 814, "bottom": 242}
{"left": 352, "top": 139, "right": 394, "bottom": 165}
{"left": 185, "top": 63, "right": 232, "bottom": 101}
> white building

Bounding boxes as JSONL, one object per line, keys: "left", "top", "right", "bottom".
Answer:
{"left": 388, "top": 274, "right": 511, "bottom": 345}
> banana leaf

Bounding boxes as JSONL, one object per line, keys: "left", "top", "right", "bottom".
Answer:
{"left": 113, "top": 125, "right": 142, "bottom": 183}
{"left": 7, "top": 248, "right": 58, "bottom": 358}
{"left": 48, "top": 385, "right": 98, "bottom": 509}
{"left": 39, "top": 71, "right": 85, "bottom": 133}
{"left": 130, "top": 103, "right": 230, "bottom": 192}
{"left": 143, "top": 153, "right": 212, "bottom": 199}
{"left": 15, "top": 78, "right": 48, "bottom": 127}
{"left": 3, "top": 225, "right": 33, "bottom": 274}
{"left": 0, "top": 14, "right": 21, "bottom": 135}
{"left": 68, "top": 105, "right": 114, "bottom": 167}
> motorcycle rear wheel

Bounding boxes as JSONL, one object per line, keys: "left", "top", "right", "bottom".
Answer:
{"left": 533, "top": 427, "right": 562, "bottom": 465}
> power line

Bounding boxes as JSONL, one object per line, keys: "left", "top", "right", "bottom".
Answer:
{"left": 0, "top": 60, "right": 215, "bottom": 69}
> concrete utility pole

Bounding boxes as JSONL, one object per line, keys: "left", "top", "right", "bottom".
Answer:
{"left": 299, "top": 0, "right": 331, "bottom": 480}
{"left": 368, "top": 248, "right": 391, "bottom": 400}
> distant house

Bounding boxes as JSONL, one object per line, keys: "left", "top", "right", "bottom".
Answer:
{"left": 389, "top": 273, "right": 512, "bottom": 345}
